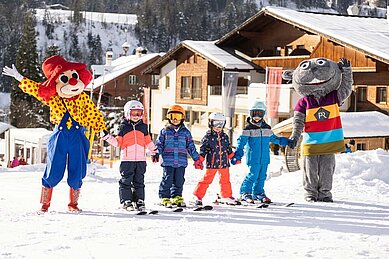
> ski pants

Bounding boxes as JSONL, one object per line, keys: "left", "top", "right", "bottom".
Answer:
{"left": 193, "top": 168, "right": 232, "bottom": 199}
{"left": 240, "top": 163, "right": 269, "bottom": 195}
{"left": 42, "top": 111, "right": 90, "bottom": 190}
{"left": 118, "top": 161, "right": 147, "bottom": 203}
{"left": 159, "top": 166, "right": 186, "bottom": 198}
{"left": 302, "top": 154, "right": 335, "bottom": 200}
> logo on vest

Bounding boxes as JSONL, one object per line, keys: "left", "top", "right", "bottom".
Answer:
{"left": 314, "top": 107, "right": 330, "bottom": 121}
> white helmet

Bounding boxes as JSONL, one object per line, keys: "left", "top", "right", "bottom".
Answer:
{"left": 208, "top": 112, "right": 226, "bottom": 128}
{"left": 124, "top": 100, "right": 144, "bottom": 119}
{"left": 249, "top": 100, "right": 266, "bottom": 118}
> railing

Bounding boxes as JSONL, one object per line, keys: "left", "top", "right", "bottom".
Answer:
{"left": 209, "top": 85, "right": 248, "bottom": 95}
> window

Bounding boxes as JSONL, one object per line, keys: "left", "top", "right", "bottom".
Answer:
{"left": 192, "top": 111, "right": 200, "bottom": 124}
{"left": 376, "top": 87, "right": 387, "bottom": 103}
{"left": 192, "top": 76, "right": 202, "bottom": 99}
{"left": 162, "top": 108, "right": 168, "bottom": 120}
{"left": 237, "top": 85, "right": 248, "bottom": 95}
{"left": 181, "top": 76, "right": 191, "bottom": 98}
{"left": 165, "top": 75, "right": 170, "bottom": 89}
{"left": 151, "top": 75, "right": 159, "bottom": 86}
{"left": 210, "top": 85, "right": 222, "bottom": 95}
{"left": 286, "top": 45, "right": 293, "bottom": 56}
{"left": 357, "top": 143, "right": 366, "bottom": 151}
{"left": 185, "top": 111, "right": 190, "bottom": 121}
{"left": 243, "top": 114, "right": 248, "bottom": 125}
{"left": 233, "top": 114, "right": 241, "bottom": 128}
{"left": 128, "top": 75, "right": 138, "bottom": 85}
{"left": 357, "top": 87, "right": 367, "bottom": 102}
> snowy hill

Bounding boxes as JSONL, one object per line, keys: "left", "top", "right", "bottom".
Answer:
{"left": 34, "top": 8, "right": 139, "bottom": 62}
{"left": 1, "top": 150, "right": 389, "bottom": 258}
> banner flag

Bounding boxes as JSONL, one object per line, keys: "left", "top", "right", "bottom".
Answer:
{"left": 222, "top": 71, "right": 239, "bottom": 120}
{"left": 266, "top": 67, "right": 283, "bottom": 119}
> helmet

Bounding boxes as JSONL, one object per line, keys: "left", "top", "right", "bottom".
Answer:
{"left": 124, "top": 100, "right": 144, "bottom": 119}
{"left": 167, "top": 105, "right": 185, "bottom": 119}
{"left": 208, "top": 112, "right": 226, "bottom": 128}
{"left": 249, "top": 100, "right": 266, "bottom": 118}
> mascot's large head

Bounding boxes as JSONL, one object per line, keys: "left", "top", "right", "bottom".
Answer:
{"left": 38, "top": 55, "right": 92, "bottom": 101}
{"left": 283, "top": 58, "right": 342, "bottom": 98}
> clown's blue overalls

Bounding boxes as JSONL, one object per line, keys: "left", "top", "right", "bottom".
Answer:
{"left": 42, "top": 109, "right": 90, "bottom": 190}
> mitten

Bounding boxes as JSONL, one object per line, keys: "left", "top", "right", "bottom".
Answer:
{"left": 100, "top": 130, "right": 109, "bottom": 139}
{"left": 2, "top": 64, "right": 23, "bottom": 82}
{"left": 230, "top": 156, "right": 241, "bottom": 165}
{"left": 338, "top": 58, "right": 350, "bottom": 71}
{"left": 194, "top": 159, "right": 203, "bottom": 170}
{"left": 151, "top": 153, "right": 159, "bottom": 163}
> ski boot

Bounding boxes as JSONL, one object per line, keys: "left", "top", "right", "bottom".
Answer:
{"left": 240, "top": 193, "right": 254, "bottom": 204}
{"left": 135, "top": 199, "right": 146, "bottom": 211}
{"left": 123, "top": 200, "right": 135, "bottom": 211}
{"left": 160, "top": 198, "right": 172, "bottom": 208}
{"left": 221, "top": 197, "right": 240, "bottom": 205}
{"left": 191, "top": 196, "right": 203, "bottom": 206}
{"left": 171, "top": 196, "right": 186, "bottom": 207}
{"left": 252, "top": 193, "right": 271, "bottom": 204}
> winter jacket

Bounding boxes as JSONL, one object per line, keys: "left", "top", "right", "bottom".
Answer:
{"left": 199, "top": 130, "right": 234, "bottom": 169}
{"left": 103, "top": 119, "right": 156, "bottom": 161}
{"left": 18, "top": 78, "right": 106, "bottom": 132}
{"left": 155, "top": 124, "right": 199, "bottom": 168}
{"left": 234, "top": 118, "right": 289, "bottom": 165}
{"left": 11, "top": 159, "right": 19, "bottom": 168}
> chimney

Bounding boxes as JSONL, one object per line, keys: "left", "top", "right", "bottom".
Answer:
{"left": 135, "top": 47, "right": 145, "bottom": 57}
{"left": 122, "top": 42, "right": 130, "bottom": 56}
{"left": 106, "top": 48, "right": 113, "bottom": 66}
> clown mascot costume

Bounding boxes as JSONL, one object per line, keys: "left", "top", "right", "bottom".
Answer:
{"left": 3, "top": 55, "right": 107, "bottom": 212}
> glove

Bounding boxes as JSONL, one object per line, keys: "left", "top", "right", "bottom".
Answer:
{"left": 338, "top": 58, "right": 350, "bottom": 71}
{"left": 2, "top": 64, "right": 23, "bottom": 82}
{"left": 279, "top": 137, "right": 290, "bottom": 147}
{"left": 151, "top": 153, "right": 159, "bottom": 163}
{"left": 288, "top": 137, "right": 299, "bottom": 149}
{"left": 100, "top": 130, "right": 109, "bottom": 138}
{"left": 194, "top": 159, "right": 203, "bottom": 170}
{"left": 230, "top": 156, "right": 241, "bottom": 165}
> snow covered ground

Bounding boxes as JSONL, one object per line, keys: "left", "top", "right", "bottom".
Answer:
{"left": 1, "top": 150, "right": 389, "bottom": 258}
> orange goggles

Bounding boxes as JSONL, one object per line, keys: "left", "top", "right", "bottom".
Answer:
{"left": 130, "top": 109, "right": 143, "bottom": 117}
{"left": 167, "top": 112, "right": 184, "bottom": 121}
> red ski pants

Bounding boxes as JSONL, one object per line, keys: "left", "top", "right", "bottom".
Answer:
{"left": 193, "top": 168, "right": 232, "bottom": 199}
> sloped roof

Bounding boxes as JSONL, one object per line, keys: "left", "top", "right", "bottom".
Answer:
{"left": 144, "top": 40, "right": 256, "bottom": 74}
{"left": 217, "top": 6, "right": 389, "bottom": 64}
{"left": 273, "top": 111, "right": 389, "bottom": 138}
{"left": 85, "top": 53, "right": 162, "bottom": 91}
{"left": 0, "top": 122, "right": 13, "bottom": 135}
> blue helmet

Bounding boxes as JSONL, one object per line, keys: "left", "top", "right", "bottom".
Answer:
{"left": 249, "top": 100, "right": 266, "bottom": 118}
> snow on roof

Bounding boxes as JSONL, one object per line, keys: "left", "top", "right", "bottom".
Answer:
{"left": 263, "top": 6, "right": 389, "bottom": 63}
{"left": 183, "top": 40, "right": 254, "bottom": 70}
{"left": 10, "top": 128, "right": 52, "bottom": 143}
{"left": 273, "top": 111, "right": 389, "bottom": 138}
{"left": 86, "top": 53, "right": 161, "bottom": 90}
{"left": 0, "top": 122, "right": 13, "bottom": 134}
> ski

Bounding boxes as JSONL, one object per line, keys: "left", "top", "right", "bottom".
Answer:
{"left": 268, "top": 202, "right": 295, "bottom": 207}
{"left": 191, "top": 205, "right": 213, "bottom": 211}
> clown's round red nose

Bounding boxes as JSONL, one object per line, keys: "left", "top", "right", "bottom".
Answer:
{"left": 69, "top": 78, "right": 78, "bottom": 86}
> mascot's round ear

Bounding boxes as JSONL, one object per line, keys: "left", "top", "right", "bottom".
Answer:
{"left": 282, "top": 70, "right": 294, "bottom": 81}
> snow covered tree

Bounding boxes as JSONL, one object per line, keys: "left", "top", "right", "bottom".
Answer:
{"left": 11, "top": 10, "right": 51, "bottom": 129}
{"left": 45, "top": 45, "right": 61, "bottom": 59}
{"left": 68, "top": 29, "right": 82, "bottom": 61}
{"left": 87, "top": 33, "right": 103, "bottom": 65}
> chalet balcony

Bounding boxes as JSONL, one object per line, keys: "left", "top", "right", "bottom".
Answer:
{"left": 252, "top": 55, "right": 310, "bottom": 69}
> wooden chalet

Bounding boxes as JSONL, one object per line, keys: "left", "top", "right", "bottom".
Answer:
{"left": 216, "top": 6, "right": 389, "bottom": 115}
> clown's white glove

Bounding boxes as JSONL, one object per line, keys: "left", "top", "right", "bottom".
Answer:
{"left": 2, "top": 64, "right": 23, "bottom": 82}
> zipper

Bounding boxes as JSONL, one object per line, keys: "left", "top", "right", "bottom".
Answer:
{"left": 217, "top": 132, "right": 222, "bottom": 169}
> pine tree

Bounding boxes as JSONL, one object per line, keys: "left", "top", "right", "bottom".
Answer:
{"left": 11, "top": 10, "right": 51, "bottom": 129}
{"left": 45, "top": 45, "right": 61, "bottom": 59}
{"left": 69, "top": 28, "right": 82, "bottom": 60}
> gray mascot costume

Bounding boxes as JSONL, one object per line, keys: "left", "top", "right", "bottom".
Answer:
{"left": 285, "top": 58, "right": 353, "bottom": 202}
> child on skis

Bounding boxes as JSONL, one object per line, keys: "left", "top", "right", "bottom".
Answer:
{"left": 193, "top": 112, "right": 238, "bottom": 205}
{"left": 155, "top": 105, "right": 202, "bottom": 207}
{"left": 231, "top": 100, "right": 290, "bottom": 204}
{"left": 101, "top": 100, "right": 157, "bottom": 212}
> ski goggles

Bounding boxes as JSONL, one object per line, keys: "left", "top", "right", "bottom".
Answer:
{"left": 129, "top": 109, "right": 143, "bottom": 117}
{"left": 211, "top": 120, "right": 225, "bottom": 128}
{"left": 167, "top": 112, "right": 184, "bottom": 121}
{"left": 250, "top": 110, "right": 265, "bottom": 118}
